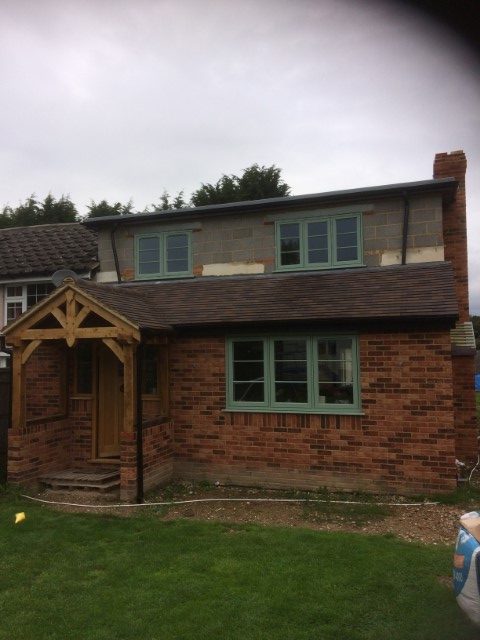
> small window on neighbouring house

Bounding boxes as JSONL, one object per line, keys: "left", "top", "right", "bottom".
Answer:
{"left": 75, "top": 342, "right": 93, "bottom": 394}
{"left": 26, "top": 283, "right": 55, "bottom": 307}
{"left": 4, "top": 282, "right": 55, "bottom": 324}
{"left": 136, "top": 232, "right": 191, "bottom": 279}
{"left": 6, "top": 302, "right": 23, "bottom": 323}
{"left": 276, "top": 214, "right": 362, "bottom": 271}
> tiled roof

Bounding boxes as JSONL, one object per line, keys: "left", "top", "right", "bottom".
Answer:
{"left": 76, "top": 262, "right": 458, "bottom": 330}
{"left": 77, "top": 280, "right": 171, "bottom": 332}
{"left": 0, "top": 223, "right": 98, "bottom": 278}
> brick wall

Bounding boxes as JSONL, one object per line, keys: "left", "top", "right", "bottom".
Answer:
{"left": 434, "top": 150, "right": 469, "bottom": 322}
{"left": 25, "top": 342, "right": 66, "bottom": 420}
{"left": 70, "top": 397, "right": 94, "bottom": 465}
{"left": 169, "top": 330, "right": 458, "bottom": 494}
{"left": 8, "top": 419, "right": 71, "bottom": 483}
{"left": 120, "top": 420, "right": 173, "bottom": 501}
{"left": 8, "top": 342, "right": 72, "bottom": 483}
{"left": 452, "top": 354, "right": 478, "bottom": 462}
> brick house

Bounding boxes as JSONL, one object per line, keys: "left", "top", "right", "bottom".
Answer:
{"left": 2, "top": 151, "right": 477, "bottom": 500}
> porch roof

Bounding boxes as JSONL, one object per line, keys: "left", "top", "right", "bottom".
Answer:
{"left": 76, "top": 261, "right": 459, "bottom": 329}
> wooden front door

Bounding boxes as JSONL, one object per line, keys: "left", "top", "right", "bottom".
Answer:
{"left": 97, "top": 344, "right": 123, "bottom": 458}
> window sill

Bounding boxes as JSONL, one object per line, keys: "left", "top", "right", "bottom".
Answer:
{"left": 273, "top": 263, "right": 365, "bottom": 274}
{"left": 223, "top": 407, "right": 364, "bottom": 416}
{"left": 135, "top": 274, "right": 195, "bottom": 281}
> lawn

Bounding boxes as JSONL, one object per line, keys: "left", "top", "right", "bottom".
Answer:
{"left": 0, "top": 490, "right": 477, "bottom": 640}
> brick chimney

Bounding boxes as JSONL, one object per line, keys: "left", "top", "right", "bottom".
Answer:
{"left": 433, "top": 150, "right": 469, "bottom": 322}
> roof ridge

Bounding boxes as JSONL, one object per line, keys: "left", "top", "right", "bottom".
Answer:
{"left": 0, "top": 222, "right": 84, "bottom": 233}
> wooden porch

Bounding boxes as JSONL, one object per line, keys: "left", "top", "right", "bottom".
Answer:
{"left": 3, "top": 277, "right": 171, "bottom": 501}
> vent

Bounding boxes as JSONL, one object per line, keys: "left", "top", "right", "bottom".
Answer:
{"left": 450, "top": 322, "right": 476, "bottom": 348}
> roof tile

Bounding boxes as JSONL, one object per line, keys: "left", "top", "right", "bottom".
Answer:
{"left": 0, "top": 223, "right": 98, "bottom": 278}
{"left": 76, "top": 262, "right": 458, "bottom": 330}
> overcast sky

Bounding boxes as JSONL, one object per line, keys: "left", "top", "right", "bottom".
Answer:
{"left": 1, "top": 0, "right": 479, "bottom": 312}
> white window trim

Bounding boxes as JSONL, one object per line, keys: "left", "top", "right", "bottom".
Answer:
{"left": 4, "top": 281, "right": 53, "bottom": 323}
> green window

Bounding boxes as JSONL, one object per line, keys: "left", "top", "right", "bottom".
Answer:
{"left": 276, "top": 214, "right": 362, "bottom": 270}
{"left": 227, "top": 335, "right": 360, "bottom": 413}
{"left": 135, "top": 231, "right": 191, "bottom": 279}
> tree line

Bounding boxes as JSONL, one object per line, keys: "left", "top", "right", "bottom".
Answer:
{"left": 0, "top": 164, "right": 290, "bottom": 228}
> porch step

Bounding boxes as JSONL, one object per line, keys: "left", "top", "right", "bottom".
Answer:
{"left": 39, "top": 469, "right": 120, "bottom": 493}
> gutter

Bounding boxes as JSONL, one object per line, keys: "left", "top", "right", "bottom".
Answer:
{"left": 110, "top": 224, "right": 122, "bottom": 283}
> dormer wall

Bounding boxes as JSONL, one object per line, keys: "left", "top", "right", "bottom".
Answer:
{"left": 94, "top": 192, "right": 445, "bottom": 283}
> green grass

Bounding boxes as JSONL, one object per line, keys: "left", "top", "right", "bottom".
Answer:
{"left": 0, "top": 489, "right": 477, "bottom": 640}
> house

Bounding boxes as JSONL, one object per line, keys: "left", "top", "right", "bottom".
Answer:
{"left": 0, "top": 223, "right": 98, "bottom": 327}
{"left": 2, "top": 151, "right": 477, "bottom": 501}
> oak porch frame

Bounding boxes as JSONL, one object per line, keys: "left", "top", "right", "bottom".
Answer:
{"left": 3, "top": 281, "right": 142, "bottom": 435}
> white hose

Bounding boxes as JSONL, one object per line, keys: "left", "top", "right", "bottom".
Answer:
{"left": 21, "top": 494, "right": 438, "bottom": 509}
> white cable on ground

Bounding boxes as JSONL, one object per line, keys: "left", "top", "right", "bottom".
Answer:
{"left": 21, "top": 494, "right": 438, "bottom": 509}
{"left": 469, "top": 454, "right": 480, "bottom": 484}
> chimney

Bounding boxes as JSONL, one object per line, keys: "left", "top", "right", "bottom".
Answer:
{"left": 433, "top": 150, "right": 469, "bottom": 322}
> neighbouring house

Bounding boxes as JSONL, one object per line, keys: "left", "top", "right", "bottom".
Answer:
{"left": 0, "top": 223, "right": 98, "bottom": 327}
{"left": 2, "top": 151, "right": 477, "bottom": 501}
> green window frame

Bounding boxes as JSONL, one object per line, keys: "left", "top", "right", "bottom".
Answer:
{"left": 135, "top": 231, "right": 192, "bottom": 279}
{"left": 275, "top": 214, "right": 363, "bottom": 271}
{"left": 226, "top": 335, "right": 361, "bottom": 414}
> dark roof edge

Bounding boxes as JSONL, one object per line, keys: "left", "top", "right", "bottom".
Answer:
{"left": 170, "top": 314, "right": 459, "bottom": 331}
{"left": 82, "top": 177, "right": 458, "bottom": 227}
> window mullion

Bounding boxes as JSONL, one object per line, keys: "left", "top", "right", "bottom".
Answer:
{"left": 266, "top": 338, "right": 273, "bottom": 407}
{"left": 329, "top": 218, "right": 335, "bottom": 266}
{"left": 301, "top": 221, "right": 308, "bottom": 268}
{"left": 308, "top": 336, "right": 316, "bottom": 410}
{"left": 160, "top": 234, "right": 166, "bottom": 277}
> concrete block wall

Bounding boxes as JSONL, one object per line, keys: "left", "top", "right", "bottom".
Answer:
{"left": 95, "top": 194, "right": 445, "bottom": 282}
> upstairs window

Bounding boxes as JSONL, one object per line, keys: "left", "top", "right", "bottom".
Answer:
{"left": 135, "top": 232, "right": 191, "bottom": 279}
{"left": 275, "top": 214, "right": 362, "bottom": 271}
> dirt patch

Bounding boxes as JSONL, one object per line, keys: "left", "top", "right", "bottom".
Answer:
{"left": 29, "top": 483, "right": 472, "bottom": 546}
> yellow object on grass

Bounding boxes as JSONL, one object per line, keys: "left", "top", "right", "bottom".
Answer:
{"left": 14, "top": 512, "right": 26, "bottom": 524}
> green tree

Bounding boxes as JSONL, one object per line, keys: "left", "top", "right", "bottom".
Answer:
{"left": 39, "top": 194, "right": 77, "bottom": 224}
{"left": 86, "top": 199, "right": 134, "bottom": 218}
{"left": 152, "top": 190, "right": 187, "bottom": 212}
{"left": 191, "top": 164, "right": 290, "bottom": 207}
{"left": 0, "top": 194, "right": 78, "bottom": 228}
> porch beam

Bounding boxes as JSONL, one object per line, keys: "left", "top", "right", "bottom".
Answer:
{"left": 51, "top": 307, "right": 67, "bottom": 328}
{"left": 75, "top": 304, "right": 91, "bottom": 328}
{"left": 21, "top": 339, "right": 42, "bottom": 365}
{"left": 102, "top": 338, "right": 125, "bottom": 364}
{"left": 21, "top": 327, "right": 139, "bottom": 341}
{"left": 65, "top": 290, "right": 76, "bottom": 347}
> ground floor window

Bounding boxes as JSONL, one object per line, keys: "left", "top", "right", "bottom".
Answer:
{"left": 226, "top": 335, "right": 360, "bottom": 413}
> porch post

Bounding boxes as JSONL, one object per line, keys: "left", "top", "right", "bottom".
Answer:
{"left": 11, "top": 345, "right": 25, "bottom": 430}
{"left": 123, "top": 343, "right": 136, "bottom": 432}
